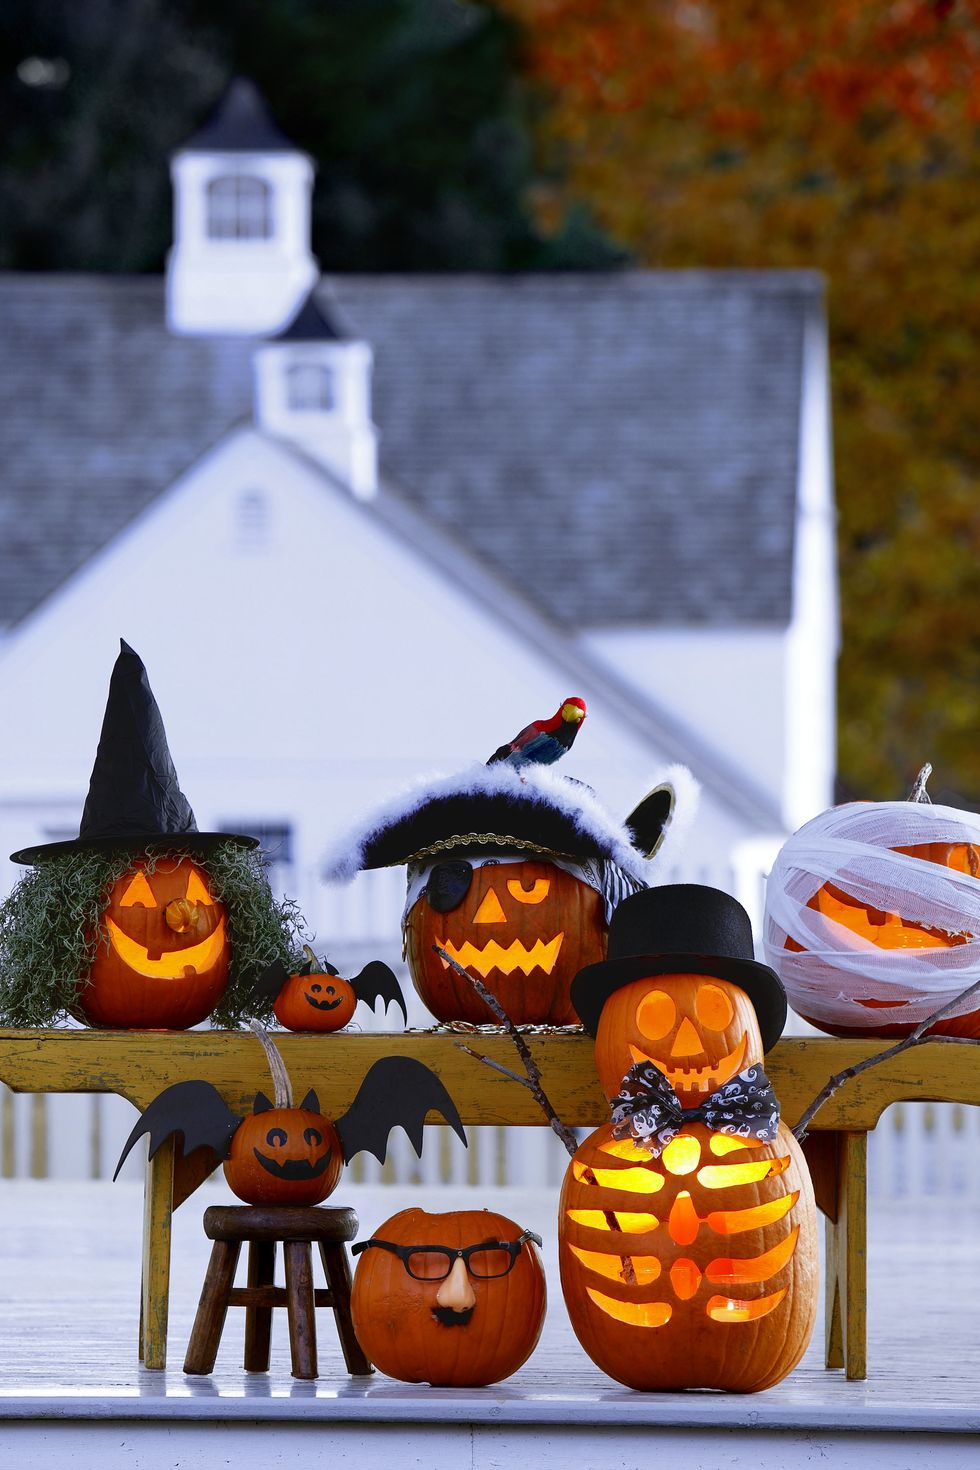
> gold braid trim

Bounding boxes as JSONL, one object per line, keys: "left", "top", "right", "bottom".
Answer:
{"left": 401, "top": 832, "right": 580, "bottom": 865}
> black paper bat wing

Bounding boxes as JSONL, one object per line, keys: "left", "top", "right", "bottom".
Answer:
{"left": 113, "top": 1080, "right": 242, "bottom": 1180}
{"left": 350, "top": 961, "right": 408, "bottom": 1026}
{"left": 333, "top": 1057, "right": 467, "bottom": 1165}
{"left": 248, "top": 959, "right": 291, "bottom": 1009}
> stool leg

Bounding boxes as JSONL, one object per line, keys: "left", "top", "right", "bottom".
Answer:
{"left": 318, "top": 1242, "right": 373, "bottom": 1376}
{"left": 244, "top": 1239, "right": 277, "bottom": 1372}
{"left": 284, "top": 1241, "right": 317, "bottom": 1380}
{"left": 184, "top": 1239, "right": 241, "bottom": 1376}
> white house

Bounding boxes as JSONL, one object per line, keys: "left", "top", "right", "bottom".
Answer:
{"left": 0, "top": 80, "right": 838, "bottom": 996}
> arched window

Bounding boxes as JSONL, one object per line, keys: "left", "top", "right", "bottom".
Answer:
{"left": 206, "top": 175, "right": 272, "bottom": 240}
{"left": 286, "top": 361, "right": 335, "bottom": 411}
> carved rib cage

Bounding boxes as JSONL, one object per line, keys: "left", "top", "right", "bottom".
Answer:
{"left": 559, "top": 1119, "right": 818, "bottom": 1392}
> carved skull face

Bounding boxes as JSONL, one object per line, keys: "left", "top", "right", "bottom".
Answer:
{"left": 593, "top": 975, "right": 763, "bottom": 1105}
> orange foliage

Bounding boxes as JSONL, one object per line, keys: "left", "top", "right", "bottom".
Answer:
{"left": 503, "top": 0, "right": 980, "bottom": 800}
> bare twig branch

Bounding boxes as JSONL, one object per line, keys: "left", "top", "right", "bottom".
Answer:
{"left": 434, "top": 944, "right": 579, "bottom": 1157}
{"left": 793, "top": 973, "right": 980, "bottom": 1141}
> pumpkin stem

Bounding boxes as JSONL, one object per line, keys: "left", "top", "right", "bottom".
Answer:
{"left": 907, "top": 763, "right": 933, "bottom": 803}
{"left": 302, "top": 944, "right": 319, "bottom": 969}
{"left": 248, "top": 1018, "right": 294, "bottom": 1108}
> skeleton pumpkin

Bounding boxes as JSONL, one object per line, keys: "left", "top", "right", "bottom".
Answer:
{"left": 350, "top": 1207, "right": 546, "bottom": 1387}
{"left": 764, "top": 798, "right": 980, "bottom": 1038}
{"left": 563, "top": 885, "right": 818, "bottom": 1392}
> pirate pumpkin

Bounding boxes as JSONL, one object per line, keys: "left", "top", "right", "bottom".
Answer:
{"left": 764, "top": 793, "right": 980, "bottom": 1038}
{"left": 0, "top": 641, "right": 300, "bottom": 1030}
{"left": 561, "top": 885, "right": 818, "bottom": 1393}
{"left": 350, "top": 1207, "right": 546, "bottom": 1386}
{"left": 114, "top": 1021, "right": 466, "bottom": 1205}
{"left": 252, "top": 947, "right": 407, "bottom": 1033}
{"left": 323, "top": 755, "right": 697, "bottom": 1026}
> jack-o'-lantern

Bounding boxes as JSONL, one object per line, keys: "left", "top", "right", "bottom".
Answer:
{"left": 321, "top": 759, "right": 692, "bottom": 1028}
{"left": 765, "top": 796, "right": 980, "bottom": 1038}
{"left": 80, "top": 853, "right": 230, "bottom": 1030}
{"left": 565, "top": 885, "right": 817, "bottom": 1392}
{"left": 350, "top": 1207, "right": 546, "bottom": 1386}
{"left": 256, "top": 947, "right": 407, "bottom": 1033}
{"left": 114, "top": 1022, "right": 467, "bottom": 1206}
{"left": 405, "top": 859, "right": 604, "bottom": 1025}
{"left": 1, "top": 641, "right": 304, "bottom": 1031}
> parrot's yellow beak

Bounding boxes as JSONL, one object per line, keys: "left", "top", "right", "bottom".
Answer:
{"left": 562, "top": 701, "right": 585, "bottom": 724}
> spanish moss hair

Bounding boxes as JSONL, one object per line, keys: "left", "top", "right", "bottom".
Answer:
{"left": 0, "top": 843, "right": 307, "bottom": 1028}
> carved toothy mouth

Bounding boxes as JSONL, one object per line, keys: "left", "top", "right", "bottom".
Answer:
{"left": 253, "top": 1147, "right": 333, "bottom": 1181}
{"left": 106, "top": 917, "right": 227, "bottom": 979}
{"left": 436, "top": 935, "right": 564, "bottom": 978}
{"left": 629, "top": 1033, "right": 748, "bottom": 1095}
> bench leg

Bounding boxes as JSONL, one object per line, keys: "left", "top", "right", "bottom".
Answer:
{"left": 318, "top": 1241, "right": 373, "bottom": 1376}
{"left": 244, "top": 1239, "right": 277, "bottom": 1372}
{"left": 823, "top": 1131, "right": 868, "bottom": 1380}
{"left": 140, "top": 1137, "right": 175, "bottom": 1370}
{"left": 284, "top": 1241, "right": 317, "bottom": 1380}
{"left": 184, "top": 1239, "right": 242, "bottom": 1375}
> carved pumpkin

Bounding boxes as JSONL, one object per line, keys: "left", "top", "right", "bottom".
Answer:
{"left": 273, "top": 972, "right": 357, "bottom": 1033}
{"left": 224, "top": 1096, "right": 343, "bottom": 1207}
{"left": 350, "top": 1207, "right": 546, "bottom": 1386}
{"left": 80, "top": 854, "right": 230, "bottom": 1029}
{"left": 765, "top": 800, "right": 980, "bottom": 1039}
{"left": 404, "top": 859, "right": 605, "bottom": 1025}
{"left": 559, "top": 974, "right": 818, "bottom": 1392}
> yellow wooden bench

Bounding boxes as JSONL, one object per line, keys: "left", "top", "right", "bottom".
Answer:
{"left": 0, "top": 1029, "right": 975, "bottom": 1376}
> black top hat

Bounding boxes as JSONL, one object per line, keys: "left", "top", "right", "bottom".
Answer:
{"left": 10, "top": 640, "right": 257, "bottom": 865}
{"left": 571, "top": 883, "right": 786, "bottom": 1051}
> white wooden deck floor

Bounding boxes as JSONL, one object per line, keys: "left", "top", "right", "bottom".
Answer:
{"left": 0, "top": 1179, "right": 977, "bottom": 1468}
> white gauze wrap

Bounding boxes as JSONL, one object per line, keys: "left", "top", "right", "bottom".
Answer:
{"left": 763, "top": 801, "right": 980, "bottom": 1030}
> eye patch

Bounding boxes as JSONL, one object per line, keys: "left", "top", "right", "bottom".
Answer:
{"left": 426, "top": 861, "right": 474, "bottom": 913}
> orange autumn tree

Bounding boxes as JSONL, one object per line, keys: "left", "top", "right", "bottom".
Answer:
{"left": 503, "top": 0, "right": 980, "bottom": 802}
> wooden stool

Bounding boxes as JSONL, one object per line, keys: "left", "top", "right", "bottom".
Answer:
{"left": 184, "top": 1205, "right": 373, "bottom": 1381}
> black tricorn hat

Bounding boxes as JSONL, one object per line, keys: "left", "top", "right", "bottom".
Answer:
{"left": 10, "top": 640, "right": 258, "bottom": 865}
{"left": 571, "top": 883, "right": 786, "bottom": 1052}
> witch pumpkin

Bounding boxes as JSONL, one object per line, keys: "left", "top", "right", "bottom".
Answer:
{"left": 323, "top": 756, "right": 697, "bottom": 1028}
{"left": 0, "top": 640, "right": 302, "bottom": 1030}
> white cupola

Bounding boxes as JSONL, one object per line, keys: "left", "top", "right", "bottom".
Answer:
{"left": 253, "top": 290, "right": 378, "bottom": 499}
{"left": 166, "top": 79, "right": 318, "bottom": 336}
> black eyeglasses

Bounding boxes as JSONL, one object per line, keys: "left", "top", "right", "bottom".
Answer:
{"left": 351, "top": 1228, "right": 542, "bottom": 1281}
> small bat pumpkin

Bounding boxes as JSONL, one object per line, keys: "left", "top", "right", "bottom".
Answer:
{"left": 253, "top": 948, "right": 408, "bottom": 1032}
{"left": 113, "top": 1023, "right": 465, "bottom": 1205}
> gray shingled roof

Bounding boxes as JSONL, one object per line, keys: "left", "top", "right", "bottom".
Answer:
{"left": 0, "top": 270, "right": 818, "bottom": 632}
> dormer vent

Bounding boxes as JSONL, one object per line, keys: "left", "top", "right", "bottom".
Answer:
{"left": 253, "top": 290, "right": 378, "bottom": 499}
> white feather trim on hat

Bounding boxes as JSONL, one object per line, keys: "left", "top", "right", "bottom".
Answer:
{"left": 321, "top": 761, "right": 699, "bottom": 887}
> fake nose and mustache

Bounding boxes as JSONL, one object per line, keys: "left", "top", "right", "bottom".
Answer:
{"left": 431, "top": 1256, "right": 477, "bottom": 1327}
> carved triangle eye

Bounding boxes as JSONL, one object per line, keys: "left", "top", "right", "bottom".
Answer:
{"left": 185, "top": 868, "right": 213, "bottom": 905}
{"left": 120, "top": 871, "right": 157, "bottom": 907}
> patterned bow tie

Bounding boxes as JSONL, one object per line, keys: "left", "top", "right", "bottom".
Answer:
{"left": 610, "top": 1060, "right": 781, "bottom": 1158}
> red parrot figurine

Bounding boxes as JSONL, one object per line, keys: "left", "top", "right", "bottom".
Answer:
{"left": 486, "top": 697, "right": 587, "bottom": 769}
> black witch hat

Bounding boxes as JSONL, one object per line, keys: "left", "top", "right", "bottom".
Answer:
{"left": 10, "top": 640, "right": 257, "bottom": 865}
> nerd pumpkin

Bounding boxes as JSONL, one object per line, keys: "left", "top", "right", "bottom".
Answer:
{"left": 0, "top": 640, "right": 301, "bottom": 1030}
